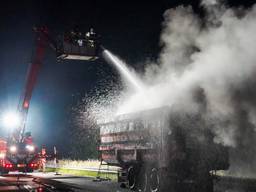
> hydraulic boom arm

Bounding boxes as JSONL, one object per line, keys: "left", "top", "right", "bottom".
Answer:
{"left": 16, "top": 27, "right": 49, "bottom": 143}
{"left": 13, "top": 27, "right": 100, "bottom": 143}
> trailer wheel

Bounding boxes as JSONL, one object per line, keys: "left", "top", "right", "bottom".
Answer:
{"left": 128, "top": 166, "right": 136, "bottom": 190}
{"left": 149, "top": 168, "right": 160, "bottom": 192}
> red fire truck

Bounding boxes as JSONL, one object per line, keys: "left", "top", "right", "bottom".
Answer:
{"left": 0, "top": 27, "right": 99, "bottom": 174}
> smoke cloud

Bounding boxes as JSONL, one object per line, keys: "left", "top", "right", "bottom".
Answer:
{"left": 85, "top": 1, "right": 256, "bottom": 177}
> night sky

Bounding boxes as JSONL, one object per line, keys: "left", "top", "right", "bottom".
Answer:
{"left": 0, "top": 0, "right": 254, "bottom": 156}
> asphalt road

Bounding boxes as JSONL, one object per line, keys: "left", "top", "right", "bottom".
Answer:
{"left": 0, "top": 172, "right": 129, "bottom": 192}
{"left": 0, "top": 172, "right": 77, "bottom": 192}
{"left": 32, "top": 172, "right": 130, "bottom": 192}
{"left": 0, "top": 172, "right": 256, "bottom": 192}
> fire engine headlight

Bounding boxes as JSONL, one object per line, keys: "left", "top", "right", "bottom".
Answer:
{"left": 2, "top": 112, "right": 21, "bottom": 128}
{"left": 10, "top": 146, "right": 17, "bottom": 153}
{"left": 26, "top": 145, "right": 35, "bottom": 152}
{"left": 0, "top": 153, "right": 5, "bottom": 159}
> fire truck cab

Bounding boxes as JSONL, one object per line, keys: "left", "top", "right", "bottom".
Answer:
{"left": 0, "top": 134, "right": 39, "bottom": 174}
{"left": 0, "top": 27, "right": 100, "bottom": 174}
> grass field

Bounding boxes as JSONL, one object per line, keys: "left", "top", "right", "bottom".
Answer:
{"left": 47, "top": 159, "right": 119, "bottom": 170}
{"left": 46, "top": 167, "right": 117, "bottom": 180}
{"left": 46, "top": 159, "right": 118, "bottom": 180}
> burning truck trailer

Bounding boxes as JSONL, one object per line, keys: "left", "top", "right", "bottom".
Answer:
{"left": 98, "top": 107, "right": 229, "bottom": 192}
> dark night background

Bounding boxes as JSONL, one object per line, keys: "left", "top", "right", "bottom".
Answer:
{"left": 0, "top": 0, "right": 254, "bottom": 159}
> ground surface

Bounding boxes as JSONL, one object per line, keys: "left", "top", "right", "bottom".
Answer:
{"left": 0, "top": 172, "right": 256, "bottom": 191}
{"left": 0, "top": 172, "right": 128, "bottom": 192}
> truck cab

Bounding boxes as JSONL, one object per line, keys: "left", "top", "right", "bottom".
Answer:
{"left": 3, "top": 142, "right": 39, "bottom": 173}
{"left": 0, "top": 134, "right": 39, "bottom": 174}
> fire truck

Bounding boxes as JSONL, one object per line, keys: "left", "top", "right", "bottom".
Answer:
{"left": 99, "top": 107, "right": 229, "bottom": 192}
{"left": 0, "top": 27, "right": 100, "bottom": 174}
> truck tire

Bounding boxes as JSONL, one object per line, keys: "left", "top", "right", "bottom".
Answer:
{"left": 149, "top": 168, "right": 160, "bottom": 192}
{"left": 128, "top": 166, "right": 136, "bottom": 190}
{"left": 148, "top": 168, "right": 176, "bottom": 192}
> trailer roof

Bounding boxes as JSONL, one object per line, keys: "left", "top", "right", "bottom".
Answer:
{"left": 98, "top": 106, "right": 170, "bottom": 125}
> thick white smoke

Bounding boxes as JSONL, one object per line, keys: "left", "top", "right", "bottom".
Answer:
{"left": 112, "top": 1, "right": 256, "bottom": 176}
{"left": 116, "top": 2, "right": 256, "bottom": 146}
{"left": 83, "top": 1, "right": 256, "bottom": 177}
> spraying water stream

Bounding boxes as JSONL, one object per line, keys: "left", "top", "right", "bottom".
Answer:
{"left": 102, "top": 49, "right": 144, "bottom": 92}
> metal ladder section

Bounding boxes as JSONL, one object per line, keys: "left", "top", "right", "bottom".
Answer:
{"left": 118, "top": 169, "right": 128, "bottom": 186}
{"left": 93, "top": 158, "right": 111, "bottom": 182}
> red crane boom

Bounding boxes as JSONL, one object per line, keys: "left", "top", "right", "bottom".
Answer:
{"left": 0, "top": 27, "right": 100, "bottom": 174}
{"left": 17, "top": 27, "right": 48, "bottom": 143}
